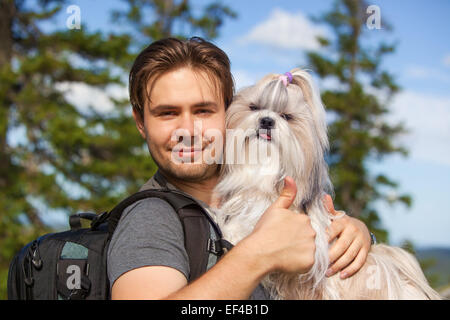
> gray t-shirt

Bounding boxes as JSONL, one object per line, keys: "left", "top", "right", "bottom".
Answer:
{"left": 107, "top": 171, "right": 271, "bottom": 299}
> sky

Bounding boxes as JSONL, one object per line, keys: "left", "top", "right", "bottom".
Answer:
{"left": 35, "top": 0, "right": 450, "bottom": 248}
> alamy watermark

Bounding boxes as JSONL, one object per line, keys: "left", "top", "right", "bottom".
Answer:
{"left": 66, "top": 5, "right": 81, "bottom": 30}
{"left": 169, "top": 121, "right": 281, "bottom": 172}
{"left": 66, "top": 264, "right": 81, "bottom": 290}
{"left": 366, "top": 5, "right": 381, "bottom": 30}
{"left": 365, "top": 265, "right": 381, "bottom": 290}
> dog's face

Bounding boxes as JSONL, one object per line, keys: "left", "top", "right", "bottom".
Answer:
{"left": 224, "top": 69, "right": 331, "bottom": 206}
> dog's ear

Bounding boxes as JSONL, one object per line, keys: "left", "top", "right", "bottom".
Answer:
{"left": 290, "top": 69, "right": 329, "bottom": 151}
{"left": 290, "top": 69, "right": 332, "bottom": 202}
{"left": 290, "top": 69, "right": 322, "bottom": 115}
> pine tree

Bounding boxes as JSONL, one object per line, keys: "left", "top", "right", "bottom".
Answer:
{"left": 112, "top": 0, "right": 236, "bottom": 46}
{"left": 0, "top": 0, "right": 235, "bottom": 299}
{"left": 306, "top": 0, "right": 411, "bottom": 243}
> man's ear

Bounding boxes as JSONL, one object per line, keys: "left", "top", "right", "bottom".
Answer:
{"left": 132, "top": 108, "right": 146, "bottom": 139}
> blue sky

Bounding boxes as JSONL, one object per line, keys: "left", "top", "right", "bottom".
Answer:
{"left": 40, "top": 0, "right": 450, "bottom": 248}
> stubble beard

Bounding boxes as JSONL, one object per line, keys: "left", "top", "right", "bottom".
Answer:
{"left": 150, "top": 147, "right": 220, "bottom": 183}
{"left": 162, "top": 160, "right": 219, "bottom": 182}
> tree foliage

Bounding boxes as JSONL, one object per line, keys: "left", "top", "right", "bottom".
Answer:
{"left": 112, "top": 0, "right": 236, "bottom": 47}
{"left": 305, "top": 0, "right": 411, "bottom": 243}
{"left": 0, "top": 0, "right": 235, "bottom": 299}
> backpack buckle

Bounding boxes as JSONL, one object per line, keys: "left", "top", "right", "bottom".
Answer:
{"left": 90, "top": 211, "right": 109, "bottom": 230}
{"left": 207, "top": 239, "right": 220, "bottom": 255}
{"left": 207, "top": 239, "right": 234, "bottom": 256}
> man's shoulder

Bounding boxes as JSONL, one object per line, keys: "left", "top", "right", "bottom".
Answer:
{"left": 107, "top": 196, "right": 191, "bottom": 287}
{"left": 117, "top": 196, "right": 180, "bottom": 227}
{"left": 125, "top": 196, "right": 176, "bottom": 214}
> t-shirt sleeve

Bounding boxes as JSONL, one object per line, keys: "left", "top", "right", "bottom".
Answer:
{"left": 107, "top": 198, "right": 190, "bottom": 289}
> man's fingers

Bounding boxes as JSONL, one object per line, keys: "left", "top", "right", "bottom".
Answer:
{"left": 339, "top": 247, "right": 368, "bottom": 279}
{"left": 272, "top": 176, "right": 297, "bottom": 209}
{"left": 323, "top": 194, "right": 335, "bottom": 214}
{"left": 328, "top": 227, "right": 353, "bottom": 264}
{"left": 326, "top": 240, "right": 360, "bottom": 277}
{"left": 327, "top": 219, "right": 345, "bottom": 244}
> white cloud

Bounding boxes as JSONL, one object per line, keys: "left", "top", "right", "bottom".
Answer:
{"left": 240, "top": 8, "right": 327, "bottom": 51}
{"left": 317, "top": 75, "right": 349, "bottom": 92}
{"left": 405, "top": 65, "right": 450, "bottom": 83}
{"left": 55, "top": 82, "right": 128, "bottom": 114}
{"left": 389, "top": 90, "right": 450, "bottom": 167}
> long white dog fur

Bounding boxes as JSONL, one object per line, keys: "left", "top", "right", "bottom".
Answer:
{"left": 212, "top": 69, "right": 441, "bottom": 299}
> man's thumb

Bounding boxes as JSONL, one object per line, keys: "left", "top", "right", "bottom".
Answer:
{"left": 323, "top": 194, "right": 336, "bottom": 215}
{"left": 273, "top": 176, "right": 297, "bottom": 209}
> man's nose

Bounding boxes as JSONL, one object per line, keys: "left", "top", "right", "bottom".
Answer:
{"left": 176, "top": 113, "right": 202, "bottom": 145}
{"left": 259, "top": 116, "right": 275, "bottom": 129}
{"left": 178, "top": 113, "right": 196, "bottom": 135}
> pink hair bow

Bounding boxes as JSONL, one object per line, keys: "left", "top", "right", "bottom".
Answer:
{"left": 279, "top": 72, "right": 293, "bottom": 87}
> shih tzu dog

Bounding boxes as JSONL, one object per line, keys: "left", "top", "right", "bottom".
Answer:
{"left": 212, "top": 69, "right": 441, "bottom": 299}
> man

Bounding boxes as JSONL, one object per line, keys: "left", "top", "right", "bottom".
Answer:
{"left": 107, "top": 37, "right": 372, "bottom": 299}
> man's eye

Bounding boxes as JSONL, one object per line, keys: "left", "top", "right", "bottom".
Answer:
{"left": 160, "top": 111, "right": 177, "bottom": 117}
{"left": 196, "top": 109, "right": 212, "bottom": 114}
{"left": 281, "top": 113, "right": 293, "bottom": 121}
{"left": 249, "top": 104, "right": 260, "bottom": 111}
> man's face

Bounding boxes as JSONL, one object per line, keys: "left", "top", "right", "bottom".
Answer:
{"left": 134, "top": 67, "right": 226, "bottom": 182}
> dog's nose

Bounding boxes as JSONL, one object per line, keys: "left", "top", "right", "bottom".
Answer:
{"left": 259, "top": 117, "right": 275, "bottom": 129}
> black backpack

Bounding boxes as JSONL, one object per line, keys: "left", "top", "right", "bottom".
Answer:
{"left": 7, "top": 188, "right": 231, "bottom": 300}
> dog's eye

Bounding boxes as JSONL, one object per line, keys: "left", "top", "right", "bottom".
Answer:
{"left": 249, "top": 104, "right": 260, "bottom": 111}
{"left": 281, "top": 113, "right": 293, "bottom": 121}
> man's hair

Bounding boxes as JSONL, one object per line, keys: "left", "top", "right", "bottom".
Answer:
{"left": 129, "top": 37, "right": 234, "bottom": 119}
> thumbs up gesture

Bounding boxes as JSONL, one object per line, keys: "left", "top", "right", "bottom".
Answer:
{"left": 249, "top": 177, "right": 317, "bottom": 274}
{"left": 272, "top": 175, "right": 298, "bottom": 209}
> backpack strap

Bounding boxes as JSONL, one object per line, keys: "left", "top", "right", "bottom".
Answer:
{"left": 107, "top": 189, "right": 191, "bottom": 235}
{"left": 106, "top": 189, "right": 224, "bottom": 281}
{"left": 176, "top": 205, "right": 210, "bottom": 281}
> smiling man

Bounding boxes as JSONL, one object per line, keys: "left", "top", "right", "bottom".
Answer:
{"left": 139, "top": 66, "right": 225, "bottom": 187}
{"left": 107, "top": 37, "right": 372, "bottom": 300}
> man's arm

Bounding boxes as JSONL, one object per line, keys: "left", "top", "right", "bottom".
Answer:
{"left": 111, "top": 177, "right": 316, "bottom": 300}
{"left": 111, "top": 236, "right": 269, "bottom": 300}
{"left": 111, "top": 266, "right": 187, "bottom": 300}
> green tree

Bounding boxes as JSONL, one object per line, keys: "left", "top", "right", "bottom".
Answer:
{"left": 306, "top": 0, "right": 411, "bottom": 243}
{"left": 0, "top": 0, "right": 235, "bottom": 299}
{"left": 112, "top": 0, "right": 236, "bottom": 47}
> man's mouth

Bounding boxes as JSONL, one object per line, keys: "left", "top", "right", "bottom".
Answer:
{"left": 172, "top": 146, "right": 204, "bottom": 158}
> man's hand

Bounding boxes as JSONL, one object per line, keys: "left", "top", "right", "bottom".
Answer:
{"left": 113, "top": 177, "right": 317, "bottom": 300}
{"left": 323, "top": 195, "right": 371, "bottom": 279}
{"left": 247, "top": 176, "right": 316, "bottom": 274}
